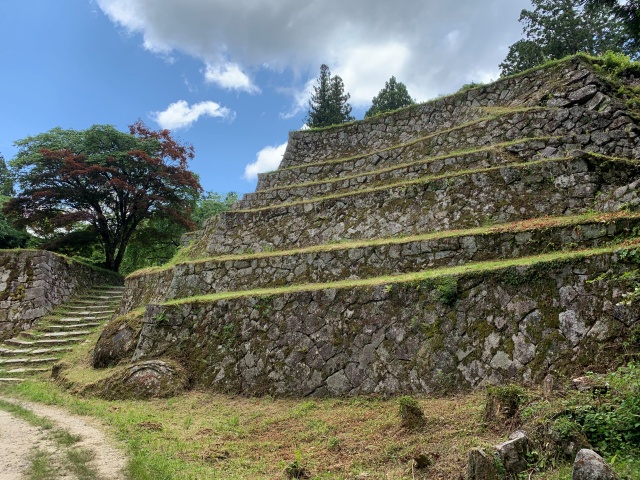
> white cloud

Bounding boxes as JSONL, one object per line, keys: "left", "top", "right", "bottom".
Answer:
{"left": 151, "top": 100, "right": 233, "bottom": 130}
{"left": 204, "top": 63, "right": 260, "bottom": 93}
{"left": 244, "top": 142, "right": 287, "bottom": 181}
{"left": 97, "top": 0, "right": 532, "bottom": 103}
{"left": 333, "top": 42, "right": 412, "bottom": 106}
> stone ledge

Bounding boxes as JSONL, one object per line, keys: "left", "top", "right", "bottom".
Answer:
{"left": 260, "top": 104, "right": 638, "bottom": 193}
{"left": 206, "top": 155, "right": 640, "bottom": 255}
{"left": 120, "top": 214, "right": 639, "bottom": 314}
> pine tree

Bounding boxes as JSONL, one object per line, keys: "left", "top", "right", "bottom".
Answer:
{"left": 306, "top": 64, "right": 354, "bottom": 128}
{"left": 365, "top": 76, "right": 414, "bottom": 118}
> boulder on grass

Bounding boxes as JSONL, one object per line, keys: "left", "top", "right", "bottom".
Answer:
{"left": 92, "top": 315, "right": 141, "bottom": 368}
{"left": 572, "top": 449, "right": 619, "bottom": 480}
{"left": 95, "top": 359, "right": 188, "bottom": 400}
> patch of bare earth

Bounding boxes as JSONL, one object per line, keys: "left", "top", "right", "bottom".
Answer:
{"left": 0, "top": 396, "right": 127, "bottom": 480}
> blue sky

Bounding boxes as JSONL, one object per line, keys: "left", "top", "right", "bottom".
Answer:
{"left": 0, "top": 0, "right": 531, "bottom": 197}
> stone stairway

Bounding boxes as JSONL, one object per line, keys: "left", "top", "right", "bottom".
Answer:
{"left": 107, "top": 55, "right": 640, "bottom": 397}
{"left": 0, "top": 286, "right": 124, "bottom": 383}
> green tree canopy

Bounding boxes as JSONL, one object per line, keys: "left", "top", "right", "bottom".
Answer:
{"left": 0, "top": 154, "right": 29, "bottom": 248}
{"left": 365, "top": 76, "right": 415, "bottom": 118}
{"left": 306, "top": 64, "right": 354, "bottom": 128}
{"left": 582, "top": 0, "right": 639, "bottom": 47}
{"left": 192, "top": 191, "right": 238, "bottom": 228}
{"left": 500, "top": 0, "right": 637, "bottom": 76}
{"left": 117, "top": 190, "right": 237, "bottom": 275}
{"left": 4, "top": 122, "right": 201, "bottom": 271}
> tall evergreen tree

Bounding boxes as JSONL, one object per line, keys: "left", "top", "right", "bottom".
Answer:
{"left": 306, "top": 64, "right": 354, "bottom": 128}
{"left": 0, "top": 155, "right": 14, "bottom": 197}
{"left": 365, "top": 76, "right": 415, "bottom": 118}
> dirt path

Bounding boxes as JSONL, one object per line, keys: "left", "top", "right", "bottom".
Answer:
{"left": 0, "top": 396, "right": 127, "bottom": 480}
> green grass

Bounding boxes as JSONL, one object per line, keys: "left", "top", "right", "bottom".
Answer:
{"left": 25, "top": 449, "right": 58, "bottom": 480}
{"left": 1, "top": 379, "right": 507, "bottom": 479}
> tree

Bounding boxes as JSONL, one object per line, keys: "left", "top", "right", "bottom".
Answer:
{"left": 0, "top": 154, "right": 29, "bottom": 248}
{"left": 118, "top": 190, "right": 238, "bottom": 274}
{"left": 192, "top": 190, "right": 238, "bottom": 227}
{"left": 365, "top": 76, "right": 415, "bottom": 118}
{"left": 4, "top": 122, "right": 201, "bottom": 272}
{"left": 306, "top": 64, "right": 354, "bottom": 128}
{"left": 0, "top": 155, "right": 14, "bottom": 197}
{"left": 582, "top": 0, "right": 640, "bottom": 47}
{"left": 500, "top": 0, "right": 637, "bottom": 76}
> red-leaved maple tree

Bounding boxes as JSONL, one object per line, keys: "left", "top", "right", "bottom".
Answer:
{"left": 4, "top": 121, "right": 202, "bottom": 272}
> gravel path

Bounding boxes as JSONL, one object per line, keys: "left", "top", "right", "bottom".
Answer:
{"left": 0, "top": 396, "right": 127, "bottom": 479}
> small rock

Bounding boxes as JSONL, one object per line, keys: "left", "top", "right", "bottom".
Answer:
{"left": 571, "top": 377, "right": 609, "bottom": 395}
{"left": 467, "top": 448, "right": 500, "bottom": 480}
{"left": 572, "top": 449, "right": 619, "bottom": 480}
{"left": 495, "top": 430, "right": 529, "bottom": 477}
{"left": 542, "top": 374, "right": 555, "bottom": 397}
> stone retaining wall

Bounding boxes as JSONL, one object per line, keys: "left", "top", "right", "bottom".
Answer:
{"left": 120, "top": 215, "right": 640, "bottom": 315}
{"left": 0, "top": 250, "right": 121, "bottom": 340}
{"left": 277, "top": 57, "right": 620, "bottom": 169}
{"left": 260, "top": 106, "right": 639, "bottom": 194}
{"left": 206, "top": 155, "right": 640, "bottom": 255}
{"left": 132, "top": 252, "right": 640, "bottom": 396}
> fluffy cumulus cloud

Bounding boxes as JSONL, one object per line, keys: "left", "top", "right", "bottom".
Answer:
{"left": 97, "top": 0, "right": 531, "bottom": 103}
{"left": 151, "top": 100, "right": 233, "bottom": 130}
{"left": 244, "top": 143, "right": 287, "bottom": 182}
{"left": 204, "top": 63, "right": 260, "bottom": 93}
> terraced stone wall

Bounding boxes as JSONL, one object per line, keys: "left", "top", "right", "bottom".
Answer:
{"left": 110, "top": 56, "right": 640, "bottom": 397}
{"left": 132, "top": 252, "right": 640, "bottom": 396}
{"left": 274, "top": 56, "right": 625, "bottom": 171}
{"left": 0, "top": 250, "right": 121, "bottom": 340}
{"left": 207, "top": 152, "right": 640, "bottom": 256}
{"left": 120, "top": 215, "right": 639, "bottom": 315}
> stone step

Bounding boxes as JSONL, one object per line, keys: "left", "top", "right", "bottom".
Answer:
{"left": 123, "top": 212, "right": 640, "bottom": 310}
{"left": 0, "top": 346, "right": 72, "bottom": 357}
{"left": 57, "top": 315, "right": 112, "bottom": 322}
{"left": 6, "top": 337, "right": 84, "bottom": 346}
{"left": 257, "top": 106, "right": 634, "bottom": 192}
{"left": 203, "top": 153, "right": 640, "bottom": 256}
{"left": 0, "top": 367, "right": 50, "bottom": 375}
{"left": 71, "top": 300, "right": 119, "bottom": 306}
{"left": 0, "top": 377, "right": 24, "bottom": 383}
{"left": 0, "top": 357, "right": 58, "bottom": 365}
{"left": 43, "top": 323, "right": 100, "bottom": 331}
{"left": 20, "top": 330, "right": 92, "bottom": 339}
{"left": 60, "top": 308, "right": 114, "bottom": 315}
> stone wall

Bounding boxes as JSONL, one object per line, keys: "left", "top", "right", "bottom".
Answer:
{"left": 0, "top": 250, "right": 121, "bottom": 340}
{"left": 275, "top": 56, "right": 623, "bottom": 171}
{"left": 120, "top": 215, "right": 640, "bottom": 315}
{"left": 205, "top": 153, "right": 640, "bottom": 256}
{"left": 132, "top": 251, "right": 640, "bottom": 396}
